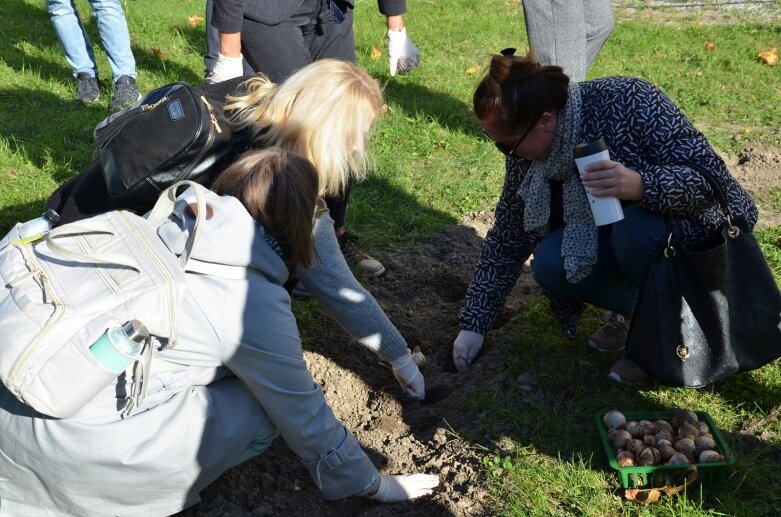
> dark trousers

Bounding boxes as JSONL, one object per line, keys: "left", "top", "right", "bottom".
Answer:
{"left": 240, "top": 0, "right": 356, "bottom": 228}
{"left": 531, "top": 205, "right": 668, "bottom": 316}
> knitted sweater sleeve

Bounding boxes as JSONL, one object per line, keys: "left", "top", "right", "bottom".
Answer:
{"left": 296, "top": 212, "right": 409, "bottom": 362}
{"left": 458, "top": 159, "right": 542, "bottom": 335}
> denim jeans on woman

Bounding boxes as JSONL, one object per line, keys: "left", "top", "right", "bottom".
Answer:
{"left": 532, "top": 204, "right": 668, "bottom": 316}
{"left": 47, "top": 0, "right": 136, "bottom": 81}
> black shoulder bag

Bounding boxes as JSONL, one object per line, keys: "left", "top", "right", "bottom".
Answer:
{"left": 625, "top": 164, "right": 781, "bottom": 387}
{"left": 94, "top": 82, "right": 233, "bottom": 210}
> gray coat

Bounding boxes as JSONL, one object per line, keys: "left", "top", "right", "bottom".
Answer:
{"left": 0, "top": 186, "right": 377, "bottom": 516}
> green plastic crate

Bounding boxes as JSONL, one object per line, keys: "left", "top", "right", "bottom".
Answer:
{"left": 595, "top": 410, "right": 735, "bottom": 490}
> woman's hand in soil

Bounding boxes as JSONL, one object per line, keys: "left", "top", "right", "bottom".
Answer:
{"left": 392, "top": 350, "right": 425, "bottom": 399}
{"left": 453, "top": 330, "right": 484, "bottom": 372}
{"left": 367, "top": 474, "right": 440, "bottom": 502}
{"left": 579, "top": 159, "right": 644, "bottom": 201}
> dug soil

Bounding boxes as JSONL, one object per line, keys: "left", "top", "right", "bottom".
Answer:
{"left": 183, "top": 148, "right": 781, "bottom": 516}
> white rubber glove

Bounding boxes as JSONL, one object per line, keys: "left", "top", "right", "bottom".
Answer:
{"left": 453, "top": 329, "right": 484, "bottom": 372}
{"left": 367, "top": 474, "right": 440, "bottom": 503}
{"left": 387, "top": 28, "right": 420, "bottom": 76}
{"left": 210, "top": 53, "right": 244, "bottom": 84}
{"left": 391, "top": 350, "right": 425, "bottom": 400}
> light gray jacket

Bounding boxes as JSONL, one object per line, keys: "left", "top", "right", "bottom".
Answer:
{"left": 299, "top": 212, "right": 408, "bottom": 362}
{"left": 0, "top": 187, "right": 377, "bottom": 516}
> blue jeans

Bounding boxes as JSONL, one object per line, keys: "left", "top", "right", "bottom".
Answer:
{"left": 532, "top": 205, "right": 668, "bottom": 315}
{"left": 47, "top": 0, "right": 136, "bottom": 81}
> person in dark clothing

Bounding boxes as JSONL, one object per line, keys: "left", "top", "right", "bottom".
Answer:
{"left": 207, "top": 0, "right": 421, "bottom": 277}
{"left": 452, "top": 53, "right": 758, "bottom": 384}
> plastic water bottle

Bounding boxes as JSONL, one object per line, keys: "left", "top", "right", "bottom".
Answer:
{"left": 89, "top": 320, "right": 149, "bottom": 374}
{"left": 0, "top": 209, "right": 60, "bottom": 252}
{"left": 17, "top": 209, "right": 60, "bottom": 239}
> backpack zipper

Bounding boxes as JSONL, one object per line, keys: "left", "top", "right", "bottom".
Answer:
{"left": 94, "top": 96, "right": 169, "bottom": 148}
{"left": 117, "top": 211, "right": 179, "bottom": 345}
{"left": 6, "top": 244, "right": 68, "bottom": 389}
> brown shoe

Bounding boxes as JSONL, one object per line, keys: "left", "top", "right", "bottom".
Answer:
{"left": 337, "top": 229, "right": 386, "bottom": 278}
{"left": 587, "top": 312, "right": 629, "bottom": 352}
{"left": 608, "top": 356, "right": 651, "bottom": 385}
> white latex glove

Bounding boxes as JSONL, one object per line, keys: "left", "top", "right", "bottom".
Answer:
{"left": 210, "top": 53, "right": 244, "bottom": 84}
{"left": 391, "top": 350, "right": 425, "bottom": 400}
{"left": 453, "top": 329, "right": 484, "bottom": 372}
{"left": 387, "top": 28, "right": 420, "bottom": 76}
{"left": 367, "top": 474, "right": 440, "bottom": 503}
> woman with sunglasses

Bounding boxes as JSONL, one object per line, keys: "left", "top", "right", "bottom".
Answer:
{"left": 453, "top": 51, "right": 757, "bottom": 383}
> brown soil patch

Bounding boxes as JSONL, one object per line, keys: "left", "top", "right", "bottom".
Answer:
{"left": 182, "top": 146, "right": 780, "bottom": 516}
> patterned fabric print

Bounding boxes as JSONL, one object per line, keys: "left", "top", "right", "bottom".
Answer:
{"left": 520, "top": 82, "right": 597, "bottom": 284}
{"left": 459, "top": 76, "right": 758, "bottom": 336}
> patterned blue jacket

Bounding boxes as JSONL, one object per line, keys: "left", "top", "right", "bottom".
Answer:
{"left": 459, "top": 77, "right": 758, "bottom": 336}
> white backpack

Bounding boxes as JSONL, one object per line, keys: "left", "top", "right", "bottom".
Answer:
{"left": 0, "top": 181, "right": 206, "bottom": 419}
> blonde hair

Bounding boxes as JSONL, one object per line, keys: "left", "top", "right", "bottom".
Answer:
{"left": 225, "top": 59, "right": 384, "bottom": 198}
{"left": 211, "top": 148, "right": 319, "bottom": 271}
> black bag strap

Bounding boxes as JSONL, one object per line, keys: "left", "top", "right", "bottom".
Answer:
{"left": 679, "top": 161, "right": 740, "bottom": 228}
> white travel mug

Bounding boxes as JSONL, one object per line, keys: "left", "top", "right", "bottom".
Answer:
{"left": 573, "top": 138, "right": 625, "bottom": 226}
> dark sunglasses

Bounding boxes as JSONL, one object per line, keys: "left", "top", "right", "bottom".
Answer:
{"left": 483, "top": 120, "right": 537, "bottom": 157}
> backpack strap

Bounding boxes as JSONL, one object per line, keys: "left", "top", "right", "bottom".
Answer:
{"left": 146, "top": 180, "right": 207, "bottom": 268}
{"left": 185, "top": 258, "right": 262, "bottom": 280}
{"left": 45, "top": 221, "right": 141, "bottom": 271}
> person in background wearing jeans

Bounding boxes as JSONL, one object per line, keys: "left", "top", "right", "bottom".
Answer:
{"left": 522, "top": 0, "right": 614, "bottom": 83}
{"left": 47, "top": 0, "right": 142, "bottom": 112}
{"left": 207, "top": 0, "right": 421, "bottom": 278}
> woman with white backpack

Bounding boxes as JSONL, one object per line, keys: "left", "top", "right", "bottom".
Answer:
{"left": 0, "top": 148, "right": 438, "bottom": 515}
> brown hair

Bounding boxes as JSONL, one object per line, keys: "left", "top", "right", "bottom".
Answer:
{"left": 473, "top": 53, "right": 570, "bottom": 135}
{"left": 211, "top": 148, "right": 319, "bottom": 271}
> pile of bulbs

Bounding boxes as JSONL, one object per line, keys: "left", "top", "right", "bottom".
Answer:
{"left": 603, "top": 409, "right": 727, "bottom": 467}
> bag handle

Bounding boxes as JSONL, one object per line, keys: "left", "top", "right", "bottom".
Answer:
{"left": 46, "top": 222, "right": 141, "bottom": 272}
{"left": 679, "top": 161, "right": 740, "bottom": 235}
{"left": 146, "top": 180, "right": 207, "bottom": 267}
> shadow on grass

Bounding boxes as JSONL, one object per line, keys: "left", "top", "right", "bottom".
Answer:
{"left": 0, "top": 85, "right": 102, "bottom": 182}
{"left": 379, "top": 79, "right": 482, "bottom": 139}
{"left": 0, "top": 0, "right": 73, "bottom": 83}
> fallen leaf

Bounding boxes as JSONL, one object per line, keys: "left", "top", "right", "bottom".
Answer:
{"left": 188, "top": 15, "right": 204, "bottom": 28}
{"left": 371, "top": 46, "right": 382, "bottom": 61}
{"left": 757, "top": 47, "right": 778, "bottom": 66}
{"left": 152, "top": 48, "right": 165, "bottom": 58}
{"left": 466, "top": 66, "right": 480, "bottom": 74}
{"left": 625, "top": 488, "right": 661, "bottom": 503}
{"left": 704, "top": 41, "right": 715, "bottom": 52}
{"left": 434, "top": 140, "right": 446, "bottom": 148}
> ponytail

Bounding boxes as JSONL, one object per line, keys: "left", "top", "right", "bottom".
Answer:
{"left": 473, "top": 52, "right": 569, "bottom": 134}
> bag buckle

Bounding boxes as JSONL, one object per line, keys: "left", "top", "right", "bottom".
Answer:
{"left": 676, "top": 344, "right": 690, "bottom": 361}
{"left": 663, "top": 233, "right": 676, "bottom": 258}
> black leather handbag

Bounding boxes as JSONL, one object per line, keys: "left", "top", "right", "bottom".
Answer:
{"left": 94, "top": 82, "right": 233, "bottom": 210}
{"left": 625, "top": 164, "right": 781, "bottom": 387}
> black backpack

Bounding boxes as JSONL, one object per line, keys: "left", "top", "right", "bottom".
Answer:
{"left": 94, "top": 82, "right": 233, "bottom": 210}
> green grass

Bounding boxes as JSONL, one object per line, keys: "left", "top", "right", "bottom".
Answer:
{"left": 2, "top": 0, "right": 781, "bottom": 514}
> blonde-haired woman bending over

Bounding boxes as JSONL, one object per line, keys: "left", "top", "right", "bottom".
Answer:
{"left": 46, "top": 59, "right": 426, "bottom": 400}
